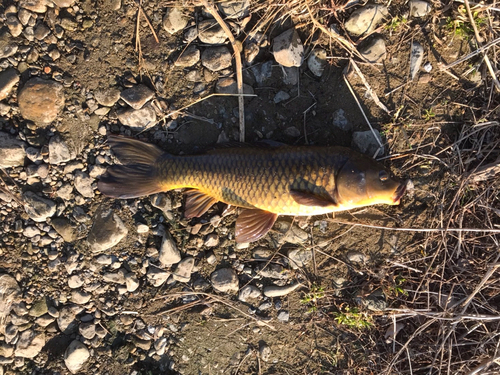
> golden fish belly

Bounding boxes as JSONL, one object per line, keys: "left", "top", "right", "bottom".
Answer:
{"left": 157, "top": 147, "right": 352, "bottom": 215}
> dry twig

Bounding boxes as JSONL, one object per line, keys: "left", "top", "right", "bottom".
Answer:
{"left": 200, "top": 0, "right": 246, "bottom": 142}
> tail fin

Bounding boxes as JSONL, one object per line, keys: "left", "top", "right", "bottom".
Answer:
{"left": 98, "top": 135, "right": 165, "bottom": 199}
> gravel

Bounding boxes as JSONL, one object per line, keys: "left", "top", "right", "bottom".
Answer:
{"left": 0, "top": 68, "right": 19, "bottom": 100}
{"left": 0, "top": 132, "right": 26, "bottom": 168}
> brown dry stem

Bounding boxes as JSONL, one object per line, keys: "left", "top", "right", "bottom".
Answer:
{"left": 200, "top": 0, "right": 246, "bottom": 142}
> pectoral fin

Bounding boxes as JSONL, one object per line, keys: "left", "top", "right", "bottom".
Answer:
{"left": 290, "top": 190, "right": 337, "bottom": 207}
{"left": 235, "top": 209, "right": 278, "bottom": 243}
{"left": 184, "top": 190, "right": 218, "bottom": 218}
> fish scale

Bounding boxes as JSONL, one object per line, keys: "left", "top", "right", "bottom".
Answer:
{"left": 158, "top": 147, "right": 349, "bottom": 216}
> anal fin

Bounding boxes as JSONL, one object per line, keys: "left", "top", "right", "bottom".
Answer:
{"left": 235, "top": 209, "right": 278, "bottom": 243}
{"left": 290, "top": 190, "right": 337, "bottom": 207}
{"left": 184, "top": 190, "right": 218, "bottom": 218}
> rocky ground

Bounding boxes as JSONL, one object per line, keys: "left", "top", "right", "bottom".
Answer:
{"left": 0, "top": 0, "right": 499, "bottom": 374}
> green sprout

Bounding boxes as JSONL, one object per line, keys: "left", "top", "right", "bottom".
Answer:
{"left": 301, "top": 284, "right": 325, "bottom": 313}
{"left": 333, "top": 306, "right": 373, "bottom": 329}
{"left": 386, "top": 16, "right": 408, "bottom": 32}
{"left": 422, "top": 107, "right": 436, "bottom": 121}
{"left": 387, "top": 275, "right": 408, "bottom": 297}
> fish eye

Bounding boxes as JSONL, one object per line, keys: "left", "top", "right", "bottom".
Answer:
{"left": 379, "top": 170, "right": 389, "bottom": 182}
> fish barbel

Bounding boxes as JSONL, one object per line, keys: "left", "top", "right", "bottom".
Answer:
{"left": 98, "top": 136, "right": 406, "bottom": 242}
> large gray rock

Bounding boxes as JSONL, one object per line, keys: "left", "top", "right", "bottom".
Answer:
{"left": 0, "top": 32, "right": 18, "bottom": 59}
{"left": 358, "top": 36, "right": 386, "bottom": 63}
{"left": 23, "top": 191, "right": 56, "bottom": 222}
{"left": 57, "top": 305, "right": 83, "bottom": 334}
{"left": 307, "top": 48, "right": 326, "bottom": 77}
{"left": 120, "top": 84, "right": 154, "bottom": 110}
{"left": 218, "top": 0, "right": 250, "bottom": 19}
{"left": 198, "top": 20, "right": 227, "bottom": 44}
{"left": 0, "top": 274, "right": 20, "bottom": 334}
{"left": 94, "top": 87, "right": 121, "bottom": 107}
{"left": 273, "top": 28, "right": 304, "bottom": 67}
{"left": 211, "top": 268, "right": 239, "bottom": 293}
{"left": 117, "top": 104, "right": 156, "bottom": 131}
{"left": 0, "top": 132, "right": 26, "bottom": 168}
{"left": 172, "top": 257, "right": 194, "bottom": 283}
{"left": 73, "top": 171, "right": 94, "bottom": 198}
{"left": 288, "top": 249, "right": 313, "bottom": 269}
{"left": 201, "top": 46, "right": 232, "bottom": 71}
{"left": 87, "top": 208, "right": 128, "bottom": 252}
{"left": 345, "top": 4, "right": 388, "bottom": 36}
{"left": 64, "top": 340, "right": 90, "bottom": 374}
{"left": 409, "top": 0, "right": 431, "bottom": 17}
{"left": 15, "top": 331, "right": 45, "bottom": 358}
{"left": 352, "top": 130, "right": 385, "bottom": 157}
{"left": 0, "top": 68, "right": 20, "bottom": 100}
{"left": 174, "top": 45, "right": 200, "bottom": 68}
{"left": 18, "top": 78, "right": 65, "bottom": 124}
{"left": 19, "top": 0, "right": 51, "bottom": 13}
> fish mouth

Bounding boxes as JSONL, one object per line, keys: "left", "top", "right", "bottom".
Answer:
{"left": 392, "top": 181, "right": 408, "bottom": 205}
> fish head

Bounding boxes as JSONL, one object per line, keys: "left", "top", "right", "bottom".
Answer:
{"left": 336, "top": 155, "right": 406, "bottom": 208}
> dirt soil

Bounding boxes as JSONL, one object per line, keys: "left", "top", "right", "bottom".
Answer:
{"left": 1, "top": 0, "right": 500, "bottom": 374}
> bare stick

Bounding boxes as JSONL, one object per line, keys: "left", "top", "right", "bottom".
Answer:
{"left": 327, "top": 219, "right": 500, "bottom": 234}
{"left": 460, "top": 255, "right": 500, "bottom": 313}
{"left": 440, "top": 36, "right": 500, "bottom": 71}
{"left": 200, "top": 0, "right": 246, "bottom": 142}
{"left": 343, "top": 72, "right": 384, "bottom": 158}
{"left": 305, "top": 2, "right": 367, "bottom": 62}
{"left": 156, "top": 291, "right": 276, "bottom": 331}
{"left": 463, "top": 0, "right": 500, "bottom": 91}
{"left": 350, "top": 59, "right": 390, "bottom": 114}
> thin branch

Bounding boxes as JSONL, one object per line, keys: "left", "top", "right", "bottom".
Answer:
{"left": 200, "top": 0, "right": 246, "bottom": 142}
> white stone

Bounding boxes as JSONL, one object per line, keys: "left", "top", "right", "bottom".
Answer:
{"left": 0, "top": 132, "right": 26, "bottom": 168}
{"left": 163, "top": 7, "right": 188, "bottom": 35}
{"left": 345, "top": 4, "right": 388, "bottom": 36}
{"left": 159, "top": 232, "right": 181, "bottom": 265}
{"left": 238, "top": 285, "right": 262, "bottom": 302}
{"left": 15, "top": 331, "right": 45, "bottom": 358}
{"left": 172, "top": 257, "right": 194, "bottom": 283}
{"left": 273, "top": 28, "right": 303, "bottom": 67}
{"left": 64, "top": 340, "right": 90, "bottom": 374}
